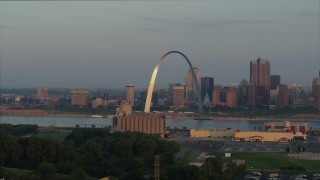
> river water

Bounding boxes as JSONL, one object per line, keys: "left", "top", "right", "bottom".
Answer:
{"left": 1, "top": 116, "right": 320, "bottom": 130}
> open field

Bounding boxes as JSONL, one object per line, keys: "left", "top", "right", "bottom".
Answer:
{"left": 0, "top": 167, "right": 71, "bottom": 180}
{"left": 209, "top": 152, "right": 320, "bottom": 172}
{"left": 175, "top": 149, "right": 201, "bottom": 165}
{"left": 34, "top": 130, "right": 72, "bottom": 141}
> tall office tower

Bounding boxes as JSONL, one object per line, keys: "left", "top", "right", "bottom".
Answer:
{"left": 250, "top": 58, "right": 270, "bottom": 105}
{"left": 140, "top": 90, "right": 148, "bottom": 106}
{"left": 126, "top": 84, "right": 135, "bottom": 106}
{"left": 239, "top": 79, "right": 249, "bottom": 105}
{"left": 287, "top": 83, "right": 304, "bottom": 106}
{"left": 173, "top": 85, "right": 187, "bottom": 108}
{"left": 185, "top": 67, "right": 202, "bottom": 99}
{"left": 212, "top": 87, "right": 237, "bottom": 108}
{"left": 312, "top": 77, "right": 320, "bottom": 108}
{"left": 37, "top": 88, "right": 48, "bottom": 99}
{"left": 201, "top": 77, "right": 214, "bottom": 102}
{"left": 152, "top": 92, "right": 159, "bottom": 106}
{"left": 247, "top": 84, "right": 256, "bottom": 106}
{"left": 71, "top": 90, "right": 89, "bottom": 106}
{"left": 278, "top": 84, "right": 289, "bottom": 108}
{"left": 270, "top": 75, "right": 281, "bottom": 90}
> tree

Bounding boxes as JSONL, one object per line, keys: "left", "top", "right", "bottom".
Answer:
{"left": 34, "top": 162, "right": 56, "bottom": 180}
{"left": 70, "top": 168, "right": 90, "bottom": 180}
{"left": 286, "top": 146, "right": 291, "bottom": 154}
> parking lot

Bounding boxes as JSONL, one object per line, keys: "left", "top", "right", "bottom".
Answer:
{"left": 223, "top": 141, "right": 288, "bottom": 152}
{"left": 181, "top": 138, "right": 290, "bottom": 152}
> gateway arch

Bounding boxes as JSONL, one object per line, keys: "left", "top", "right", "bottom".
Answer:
{"left": 144, "top": 51, "right": 203, "bottom": 113}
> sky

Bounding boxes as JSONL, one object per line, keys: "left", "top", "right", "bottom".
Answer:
{"left": 0, "top": 0, "right": 319, "bottom": 89}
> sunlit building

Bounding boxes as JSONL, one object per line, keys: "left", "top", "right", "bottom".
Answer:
{"left": 212, "top": 87, "right": 237, "bottom": 108}
{"left": 185, "top": 67, "right": 202, "bottom": 100}
{"left": 250, "top": 58, "right": 270, "bottom": 105}
{"left": 172, "top": 85, "right": 188, "bottom": 108}
{"left": 92, "top": 98, "right": 107, "bottom": 108}
{"left": 278, "top": 84, "right": 289, "bottom": 108}
{"left": 126, "top": 84, "right": 135, "bottom": 106}
{"left": 71, "top": 90, "right": 89, "bottom": 106}
{"left": 37, "top": 88, "right": 48, "bottom": 100}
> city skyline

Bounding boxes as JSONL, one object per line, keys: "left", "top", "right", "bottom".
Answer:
{"left": 0, "top": 1, "right": 319, "bottom": 89}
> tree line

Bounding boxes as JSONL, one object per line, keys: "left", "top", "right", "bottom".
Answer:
{"left": 1, "top": 125, "right": 245, "bottom": 179}
{"left": 0, "top": 127, "right": 179, "bottom": 179}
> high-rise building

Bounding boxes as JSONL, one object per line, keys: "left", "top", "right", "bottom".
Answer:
{"left": 152, "top": 91, "right": 159, "bottom": 107}
{"left": 126, "top": 84, "right": 135, "bottom": 106}
{"left": 71, "top": 90, "right": 89, "bottom": 106}
{"left": 212, "top": 87, "right": 237, "bottom": 108}
{"left": 250, "top": 58, "right": 270, "bottom": 105}
{"left": 37, "top": 88, "right": 48, "bottom": 100}
{"left": 270, "top": 75, "right": 281, "bottom": 90}
{"left": 247, "top": 84, "right": 256, "bottom": 106}
{"left": 312, "top": 77, "right": 320, "bottom": 108}
{"left": 172, "top": 85, "right": 188, "bottom": 108}
{"left": 140, "top": 90, "right": 148, "bottom": 106}
{"left": 239, "top": 79, "right": 249, "bottom": 105}
{"left": 185, "top": 67, "right": 202, "bottom": 99}
{"left": 201, "top": 77, "right": 214, "bottom": 102}
{"left": 278, "top": 84, "right": 289, "bottom": 108}
{"left": 287, "top": 83, "right": 305, "bottom": 106}
{"left": 168, "top": 83, "right": 181, "bottom": 105}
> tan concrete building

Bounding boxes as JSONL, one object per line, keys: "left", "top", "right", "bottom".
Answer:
{"left": 126, "top": 84, "right": 135, "bottom": 106}
{"left": 37, "top": 88, "right": 48, "bottom": 99}
{"left": 234, "top": 131, "right": 306, "bottom": 142}
{"left": 172, "top": 85, "right": 187, "bottom": 108}
{"left": 117, "top": 115, "right": 165, "bottom": 135}
{"left": 71, "top": 90, "right": 89, "bottom": 106}
{"left": 278, "top": 84, "right": 289, "bottom": 108}
{"left": 212, "top": 87, "right": 237, "bottom": 107}
{"left": 190, "top": 129, "right": 235, "bottom": 138}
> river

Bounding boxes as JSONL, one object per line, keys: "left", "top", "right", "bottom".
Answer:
{"left": 1, "top": 116, "right": 319, "bottom": 130}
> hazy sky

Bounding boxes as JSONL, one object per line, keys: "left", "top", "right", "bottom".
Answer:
{"left": 0, "top": 0, "right": 319, "bottom": 89}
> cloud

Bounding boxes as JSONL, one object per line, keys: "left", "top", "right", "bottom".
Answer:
{"left": 295, "top": 12, "right": 319, "bottom": 18}
{"left": 0, "top": 25, "right": 13, "bottom": 29}
{"left": 141, "top": 17, "right": 274, "bottom": 32}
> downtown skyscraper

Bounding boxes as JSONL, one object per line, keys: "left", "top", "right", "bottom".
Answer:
{"left": 185, "top": 67, "right": 202, "bottom": 101}
{"left": 249, "top": 58, "right": 270, "bottom": 106}
{"left": 201, "top": 77, "right": 214, "bottom": 102}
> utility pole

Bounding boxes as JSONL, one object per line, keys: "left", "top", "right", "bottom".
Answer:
{"left": 154, "top": 155, "right": 160, "bottom": 180}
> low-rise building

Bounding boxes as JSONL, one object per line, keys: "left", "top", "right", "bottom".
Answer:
{"left": 190, "top": 129, "right": 235, "bottom": 138}
{"left": 235, "top": 130, "right": 306, "bottom": 142}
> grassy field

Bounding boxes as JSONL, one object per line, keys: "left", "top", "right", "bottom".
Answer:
{"left": 0, "top": 167, "right": 71, "bottom": 180}
{"left": 176, "top": 149, "right": 201, "bottom": 165}
{"left": 34, "top": 130, "right": 72, "bottom": 141}
{"left": 209, "top": 152, "right": 320, "bottom": 172}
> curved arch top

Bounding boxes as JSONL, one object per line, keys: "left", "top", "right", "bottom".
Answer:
{"left": 144, "top": 51, "right": 203, "bottom": 113}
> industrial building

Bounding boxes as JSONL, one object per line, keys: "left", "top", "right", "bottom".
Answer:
{"left": 117, "top": 115, "right": 165, "bottom": 135}
{"left": 190, "top": 129, "right": 235, "bottom": 138}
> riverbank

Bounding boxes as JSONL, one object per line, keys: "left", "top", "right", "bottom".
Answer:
{"left": 1, "top": 108, "right": 319, "bottom": 121}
